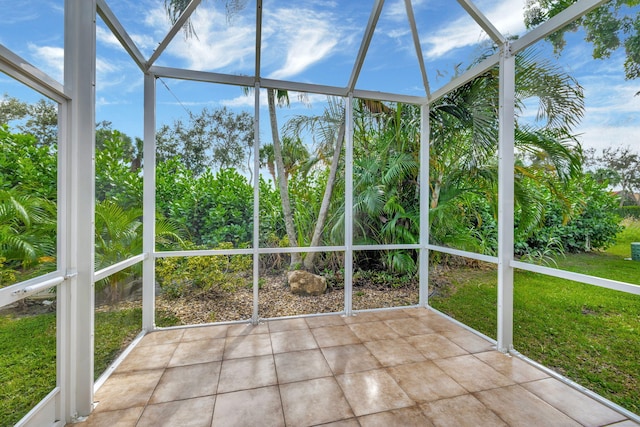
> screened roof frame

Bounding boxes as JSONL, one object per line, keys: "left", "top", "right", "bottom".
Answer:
{"left": 97, "top": 0, "right": 607, "bottom": 104}
{"left": 3, "top": 0, "right": 640, "bottom": 425}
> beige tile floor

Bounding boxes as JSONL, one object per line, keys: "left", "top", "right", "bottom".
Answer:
{"left": 78, "top": 308, "right": 639, "bottom": 427}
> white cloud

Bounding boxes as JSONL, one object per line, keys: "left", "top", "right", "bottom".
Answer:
{"left": 27, "top": 43, "right": 63, "bottom": 82}
{"left": 422, "top": 0, "right": 526, "bottom": 59}
{"left": 130, "top": 33, "right": 157, "bottom": 52}
{"left": 576, "top": 125, "right": 640, "bottom": 151}
{"left": 220, "top": 91, "right": 325, "bottom": 109}
{"left": 96, "top": 25, "right": 122, "bottom": 50}
{"left": 263, "top": 8, "right": 340, "bottom": 80}
{"left": 143, "top": 4, "right": 255, "bottom": 71}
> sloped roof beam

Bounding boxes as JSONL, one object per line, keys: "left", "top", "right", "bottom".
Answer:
{"left": 347, "top": 0, "right": 385, "bottom": 92}
{"left": 404, "top": 0, "right": 430, "bottom": 99}
{"left": 456, "top": 0, "right": 506, "bottom": 44}
{"left": 97, "top": 0, "right": 147, "bottom": 71}
{"left": 510, "top": 0, "right": 607, "bottom": 55}
{"left": 146, "top": 0, "right": 203, "bottom": 70}
{"left": 430, "top": 51, "right": 499, "bottom": 102}
{"left": 0, "top": 44, "right": 66, "bottom": 100}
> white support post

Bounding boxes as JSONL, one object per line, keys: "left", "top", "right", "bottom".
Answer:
{"left": 344, "top": 94, "right": 354, "bottom": 316}
{"left": 419, "top": 104, "right": 430, "bottom": 307}
{"left": 142, "top": 72, "right": 156, "bottom": 331}
{"left": 63, "top": 0, "right": 96, "bottom": 420}
{"left": 252, "top": 83, "right": 261, "bottom": 324}
{"left": 497, "top": 43, "right": 515, "bottom": 353}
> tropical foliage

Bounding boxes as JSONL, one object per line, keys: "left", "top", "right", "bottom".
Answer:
{"left": 0, "top": 44, "right": 627, "bottom": 289}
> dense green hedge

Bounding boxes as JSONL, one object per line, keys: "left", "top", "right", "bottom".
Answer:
{"left": 617, "top": 205, "right": 640, "bottom": 219}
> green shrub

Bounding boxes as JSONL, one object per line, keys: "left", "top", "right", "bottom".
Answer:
{"left": 156, "top": 243, "right": 251, "bottom": 297}
{"left": 617, "top": 205, "right": 640, "bottom": 219}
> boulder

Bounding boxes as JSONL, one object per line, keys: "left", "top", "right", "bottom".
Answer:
{"left": 287, "top": 270, "right": 327, "bottom": 296}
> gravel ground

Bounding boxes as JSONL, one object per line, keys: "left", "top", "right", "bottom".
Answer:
{"left": 155, "top": 272, "right": 420, "bottom": 325}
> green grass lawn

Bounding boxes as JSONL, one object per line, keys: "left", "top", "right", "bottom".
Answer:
{"left": 0, "top": 307, "right": 145, "bottom": 427}
{"left": 0, "top": 313, "right": 56, "bottom": 427}
{"left": 431, "top": 219, "right": 640, "bottom": 414}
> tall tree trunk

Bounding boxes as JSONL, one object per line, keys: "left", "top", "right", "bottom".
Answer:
{"left": 268, "top": 89, "right": 301, "bottom": 267}
{"left": 304, "top": 119, "right": 346, "bottom": 270}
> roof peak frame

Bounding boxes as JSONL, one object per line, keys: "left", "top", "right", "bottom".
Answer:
{"left": 97, "top": 0, "right": 609, "bottom": 104}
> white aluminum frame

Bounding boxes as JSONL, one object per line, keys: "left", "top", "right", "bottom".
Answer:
{"left": 3, "top": 0, "right": 639, "bottom": 424}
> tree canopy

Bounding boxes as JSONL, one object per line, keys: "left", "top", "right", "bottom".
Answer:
{"left": 525, "top": 0, "right": 640, "bottom": 80}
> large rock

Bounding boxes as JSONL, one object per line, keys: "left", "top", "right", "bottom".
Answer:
{"left": 287, "top": 270, "right": 327, "bottom": 296}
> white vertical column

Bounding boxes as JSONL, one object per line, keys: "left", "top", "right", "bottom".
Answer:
{"left": 497, "top": 43, "right": 516, "bottom": 353}
{"left": 252, "top": 83, "right": 261, "bottom": 324}
{"left": 63, "top": 0, "right": 96, "bottom": 419}
{"left": 142, "top": 73, "right": 156, "bottom": 331}
{"left": 419, "top": 104, "right": 430, "bottom": 307}
{"left": 344, "top": 94, "right": 354, "bottom": 316}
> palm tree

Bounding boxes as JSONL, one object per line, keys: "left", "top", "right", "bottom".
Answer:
{"left": 95, "top": 200, "right": 183, "bottom": 303}
{"left": 282, "top": 97, "right": 346, "bottom": 270}
{"left": 266, "top": 89, "right": 304, "bottom": 267}
{"left": 427, "top": 47, "right": 585, "bottom": 251}
{"left": 0, "top": 187, "right": 56, "bottom": 270}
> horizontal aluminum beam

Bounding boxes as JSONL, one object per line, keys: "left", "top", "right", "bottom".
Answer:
{"left": 427, "top": 244, "right": 499, "bottom": 264}
{"left": 511, "top": 260, "right": 640, "bottom": 296}
{"left": 94, "top": 253, "right": 148, "bottom": 282}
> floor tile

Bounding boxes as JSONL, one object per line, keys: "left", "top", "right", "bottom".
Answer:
{"left": 336, "top": 369, "right": 414, "bottom": 417}
{"left": 358, "top": 406, "right": 434, "bottom": 427}
{"left": 364, "top": 338, "right": 425, "bottom": 366}
{"left": 348, "top": 321, "right": 400, "bottom": 342}
{"left": 405, "top": 334, "right": 468, "bottom": 360}
{"left": 371, "top": 309, "right": 411, "bottom": 321}
{"left": 402, "top": 307, "right": 431, "bottom": 317}
{"left": 168, "top": 338, "right": 225, "bottom": 367}
{"left": 604, "top": 421, "right": 640, "bottom": 427}
{"left": 311, "top": 325, "right": 362, "bottom": 347}
{"left": 315, "top": 419, "right": 360, "bottom": 427}
{"left": 83, "top": 311, "right": 634, "bottom": 427}
{"left": 474, "top": 351, "right": 549, "bottom": 383}
{"left": 149, "top": 362, "right": 220, "bottom": 403}
{"left": 387, "top": 360, "right": 467, "bottom": 402}
{"left": 476, "top": 384, "right": 582, "bottom": 426}
{"left": 342, "top": 312, "right": 381, "bottom": 324}
{"left": 274, "top": 349, "right": 333, "bottom": 383}
{"left": 268, "top": 317, "right": 309, "bottom": 332}
{"left": 217, "top": 355, "right": 277, "bottom": 393}
{"left": 419, "top": 313, "right": 467, "bottom": 333}
{"left": 226, "top": 322, "right": 269, "bottom": 336}
{"left": 433, "top": 354, "right": 514, "bottom": 392}
{"left": 321, "top": 344, "right": 382, "bottom": 375}
{"left": 280, "top": 377, "right": 354, "bottom": 426}
{"left": 384, "top": 318, "right": 435, "bottom": 336}
{"left": 523, "top": 378, "right": 626, "bottom": 426}
{"left": 93, "top": 370, "right": 164, "bottom": 412}
{"left": 305, "top": 314, "right": 345, "bottom": 328}
{"left": 138, "top": 329, "right": 184, "bottom": 346}
{"left": 212, "top": 386, "right": 284, "bottom": 427}
{"left": 181, "top": 324, "right": 228, "bottom": 341}
{"left": 441, "top": 329, "right": 494, "bottom": 353}
{"left": 81, "top": 407, "right": 143, "bottom": 427}
{"left": 137, "top": 396, "right": 215, "bottom": 427}
{"left": 270, "top": 328, "right": 318, "bottom": 353}
{"left": 114, "top": 343, "right": 177, "bottom": 373}
{"left": 223, "top": 332, "right": 272, "bottom": 359}
{"left": 420, "top": 394, "right": 507, "bottom": 427}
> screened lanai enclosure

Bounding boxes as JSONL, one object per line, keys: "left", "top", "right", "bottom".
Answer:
{"left": 1, "top": 0, "right": 640, "bottom": 425}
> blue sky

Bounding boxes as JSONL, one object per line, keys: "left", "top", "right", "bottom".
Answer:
{"left": 0, "top": 0, "right": 638, "bottom": 154}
